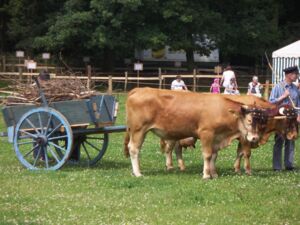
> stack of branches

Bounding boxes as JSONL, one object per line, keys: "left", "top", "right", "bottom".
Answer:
{"left": 0, "top": 77, "right": 99, "bottom": 106}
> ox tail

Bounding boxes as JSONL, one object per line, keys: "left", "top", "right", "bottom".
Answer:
{"left": 123, "top": 130, "right": 130, "bottom": 158}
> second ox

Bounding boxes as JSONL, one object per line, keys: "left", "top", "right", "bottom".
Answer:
{"left": 161, "top": 95, "right": 298, "bottom": 175}
{"left": 124, "top": 88, "right": 268, "bottom": 179}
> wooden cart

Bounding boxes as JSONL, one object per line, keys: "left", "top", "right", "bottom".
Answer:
{"left": 1, "top": 82, "right": 126, "bottom": 170}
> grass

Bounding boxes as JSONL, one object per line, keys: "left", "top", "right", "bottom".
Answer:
{"left": 0, "top": 93, "right": 300, "bottom": 225}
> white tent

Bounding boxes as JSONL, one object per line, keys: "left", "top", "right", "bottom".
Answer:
{"left": 272, "top": 40, "right": 300, "bottom": 84}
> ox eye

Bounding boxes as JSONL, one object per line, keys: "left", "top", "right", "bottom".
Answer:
{"left": 247, "top": 119, "right": 252, "bottom": 124}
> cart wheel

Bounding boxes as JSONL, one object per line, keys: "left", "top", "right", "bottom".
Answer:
{"left": 13, "top": 107, "right": 73, "bottom": 170}
{"left": 71, "top": 133, "right": 109, "bottom": 166}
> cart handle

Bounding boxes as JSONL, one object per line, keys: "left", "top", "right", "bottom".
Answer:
{"left": 33, "top": 76, "right": 48, "bottom": 107}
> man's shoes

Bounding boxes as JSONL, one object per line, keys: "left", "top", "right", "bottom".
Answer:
{"left": 285, "top": 167, "right": 294, "bottom": 171}
{"left": 273, "top": 169, "right": 281, "bottom": 172}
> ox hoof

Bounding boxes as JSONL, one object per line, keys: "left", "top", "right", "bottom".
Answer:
{"left": 245, "top": 171, "right": 252, "bottom": 176}
{"left": 131, "top": 172, "right": 143, "bottom": 177}
{"left": 211, "top": 173, "right": 218, "bottom": 179}
{"left": 166, "top": 166, "right": 174, "bottom": 171}
{"left": 234, "top": 169, "right": 242, "bottom": 175}
{"left": 202, "top": 174, "right": 211, "bottom": 180}
{"left": 179, "top": 166, "right": 186, "bottom": 171}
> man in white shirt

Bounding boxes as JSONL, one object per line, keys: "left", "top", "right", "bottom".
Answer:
{"left": 171, "top": 75, "right": 188, "bottom": 90}
{"left": 247, "top": 75, "right": 262, "bottom": 97}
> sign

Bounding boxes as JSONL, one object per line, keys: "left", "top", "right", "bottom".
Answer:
{"left": 27, "top": 61, "right": 37, "bottom": 69}
{"left": 214, "top": 66, "right": 222, "bottom": 74}
{"left": 16, "top": 51, "right": 24, "bottom": 58}
{"left": 83, "top": 56, "right": 90, "bottom": 63}
{"left": 134, "top": 63, "right": 143, "bottom": 71}
{"left": 174, "top": 61, "right": 182, "bottom": 68}
{"left": 42, "top": 53, "right": 51, "bottom": 59}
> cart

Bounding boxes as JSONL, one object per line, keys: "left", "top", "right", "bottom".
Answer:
{"left": 1, "top": 79, "right": 126, "bottom": 170}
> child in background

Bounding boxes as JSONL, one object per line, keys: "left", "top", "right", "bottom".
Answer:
{"left": 210, "top": 78, "right": 220, "bottom": 94}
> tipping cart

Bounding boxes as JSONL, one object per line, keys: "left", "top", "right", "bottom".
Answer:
{"left": 1, "top": 79, "right": 126, "bottom": 170}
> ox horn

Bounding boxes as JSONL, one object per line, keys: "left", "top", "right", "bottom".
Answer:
{"left": 279, "top": 107, "right": 285, "bottom": 115}
{"left": 273, "top": 116, "right": 287, "bottom": 120}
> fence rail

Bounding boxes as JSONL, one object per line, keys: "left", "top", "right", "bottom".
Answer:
{"left": 0, "top": 70, "right": 272, "bottom": 99}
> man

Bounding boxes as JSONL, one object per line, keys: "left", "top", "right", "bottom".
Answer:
{"left": 171, "top": 75, "right": 188, "bottom": 90}
{"left": 269, "top": 66, "right": 300, "bottom": 171}
{"left": 247, "top": 75, "right": 262, "bottom": 97}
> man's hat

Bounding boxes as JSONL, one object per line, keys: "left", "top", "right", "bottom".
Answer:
{"left": 283, "top": 66, "right": 299, "bottom": 74}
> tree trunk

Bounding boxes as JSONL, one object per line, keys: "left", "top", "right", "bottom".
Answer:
{"left": 185, "top": 48, "right": 195, "bottom": 72}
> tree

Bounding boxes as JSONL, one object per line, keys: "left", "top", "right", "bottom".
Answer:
{"left": 159, "top": 0, "right": 224, "bottom": 71}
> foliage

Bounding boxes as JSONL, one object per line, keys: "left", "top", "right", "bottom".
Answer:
{"left": 0, "top": 94, "right": 300, "bottom": 224}
{"left": 1, "top": 0, "right": 300, "bottom": 68}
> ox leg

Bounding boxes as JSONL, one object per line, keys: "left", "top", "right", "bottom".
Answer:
{"left": 165, "top": 141, "right": 176, "bottom": 170}
{"left": 128, "top": 131, "right": 146, "bottom": 177}
{"left": 210, "top": 152, "right": 218, "bottom": 178}
{"left": 175, "top": 144, "right": 186, "bottom": 171}
{"left": 243, "top": 148, "right": 252, "bottom": 175}
{"left": 234, "top": 142, "right": 243, "bottom": 174}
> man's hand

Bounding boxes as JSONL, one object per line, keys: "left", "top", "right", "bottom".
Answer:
{"left": 282, "top": 89, "right": 290, "bottom": 98}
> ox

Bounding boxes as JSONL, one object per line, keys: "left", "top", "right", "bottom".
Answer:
{"left": 162, "top": 95, "right": 298, "bottom": 175}
{"left": 224, "top": 95, "right": 298, "bottom": 174}
{"left": 124, "top": 88, "right": 268, "bottom": 179}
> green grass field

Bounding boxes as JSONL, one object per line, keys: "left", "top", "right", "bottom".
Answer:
{"left": 0, "top": 93, "right": 300, "bottom": 225}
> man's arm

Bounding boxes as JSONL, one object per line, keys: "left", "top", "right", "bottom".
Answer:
{"left": 269, "top": 85, "right": 289, "bottom": 104}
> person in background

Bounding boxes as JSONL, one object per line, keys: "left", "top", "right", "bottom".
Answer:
{"left": 269, "top": 65, "right": 300, "bottom": 171}
{"left": 224, "top": 77, "right": 240, "bottom": 95}
{"left": 171, "top": 75, "right": 188, "bottom": 90}
{"left": 220, "top": 65, "right": 237, "bottom": 91}
{"left": 247, "top": 75, "right": 263, "bottom": 97}
{"left": 210, "top": 78, "right": 220, "bottom": 94}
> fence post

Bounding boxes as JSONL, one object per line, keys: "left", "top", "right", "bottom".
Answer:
{"left": 158, "top": 68, "right": 162, "bottom": 89}
{"left": 108, "top": 75, "right": 113, "bottom": 95}
{"left": 18, "top": 66, "right": 23, "bottom": 81}
{"left": 2, "top": 55, "right": 6, "bottom": 72}
{"left": 263, "top": 80, "right": 270, "bottom": 100}
{"left": 124, "top": 71, "right": 128, "bottom": 92}
{"left": 87, "top": 65, "right": 91, "bottom": 91}
{"left": 193, "top": 69, "right": 196, "bottom": 92}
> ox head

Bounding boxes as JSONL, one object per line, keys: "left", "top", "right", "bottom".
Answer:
{"left": 272, "top": 105, "right": 298, "bottom": 140}
{"left": 237, "top": 105, "right": 268, "bottom": 143}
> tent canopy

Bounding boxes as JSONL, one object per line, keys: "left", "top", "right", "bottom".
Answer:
{"left": 272, "top": 40, "right": 300, "bottom": 58}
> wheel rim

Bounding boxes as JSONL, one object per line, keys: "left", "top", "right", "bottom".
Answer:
{"left": 14, "top": 108, "right": 73, "bottom": 170}
{"left": 71, "top": 133, "right": 108, "bottom": 166}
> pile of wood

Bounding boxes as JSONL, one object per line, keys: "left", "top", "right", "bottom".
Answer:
{"left": 0, "top": 78, "right": 98, "bottom": 106}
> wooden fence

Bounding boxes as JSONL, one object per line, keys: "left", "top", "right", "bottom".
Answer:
{"left": 0, "top": 69, "right": 272, "bottom": 99}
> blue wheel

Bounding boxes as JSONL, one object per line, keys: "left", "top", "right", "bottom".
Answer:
{"left": 13, "top": 107, "right": 73, "bottom": 170}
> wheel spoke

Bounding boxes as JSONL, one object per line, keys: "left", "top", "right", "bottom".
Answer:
{"left": 47, "top": 123, "right": 63, "bottom": 138}
{"left": 37, "top": 112, "right": 44, "bottom": 134}
{"left": 48, "top": 141, "right": 67, "bottom": 153}
{"left": 43, "top": 147, "right": 49, "bottom": 168}
{"left": 48, "top": 145, "right": 60, "bottom": 163}
{"left": 19, "top": 130, "right": 37, "bottom": 139}
{"left": 23, "top": 144, "right": 39, "bottom": 158}
{"left": 17, "top": 140, "right": 36, "bottom": 145}
{"left": 44, "top": 113, "right": 53, "bottom": 135}
{"left": 85, "top": 140, "right": 101, "bottom": 152}
{"left": 33, "top": 146, "right": 42, "bottom": 167}
{"left": 82, "top": 143, "right": 92, "bottom": 161}
{"left": 48, "top": 135, "right": 68, "bottom": 141}
{"left": 25, "top": 118, "right": 41, "bottom": 135}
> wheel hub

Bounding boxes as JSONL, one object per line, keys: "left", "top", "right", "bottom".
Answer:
{"left": 36, "top": 135, "right": 48, "bottom": 146}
